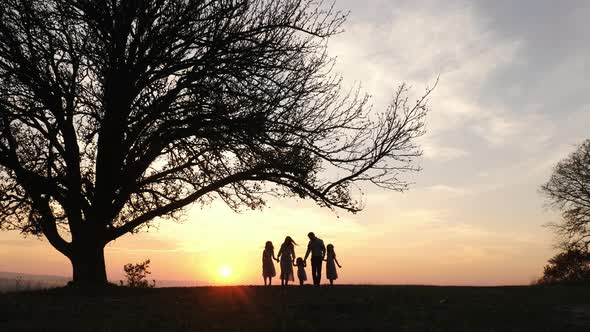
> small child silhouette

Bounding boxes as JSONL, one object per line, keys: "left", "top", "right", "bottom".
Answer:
{"left": 325, "top": 244, "right": 342, "bottom": 286}
{"left": 294, "top": 257, "right": 307, "bottom": 286}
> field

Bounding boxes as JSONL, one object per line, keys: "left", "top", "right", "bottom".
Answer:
{"left": 1, "top": 285, "right": 589, "bottom": 331}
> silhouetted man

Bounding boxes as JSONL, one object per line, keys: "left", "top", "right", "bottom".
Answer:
{"left": 304, "top": 232, "right": 326, "bottom": 286}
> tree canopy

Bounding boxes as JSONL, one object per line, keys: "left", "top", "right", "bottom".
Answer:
{"left": 541, "top": 139, "right": 590, "bottom": 250}
{"left": 0, "top": 0, "right": 433, "bottom": 284}
{"left": 537, "top": 249, "right": 590, "bottom": 284}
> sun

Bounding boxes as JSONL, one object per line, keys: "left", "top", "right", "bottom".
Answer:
{"left": 219, "top": 265, "right": 233, "bottom": 279}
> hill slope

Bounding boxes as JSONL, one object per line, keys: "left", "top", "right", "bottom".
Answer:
{"left": 1, "top": 285, "right": 589, "bottom": 331}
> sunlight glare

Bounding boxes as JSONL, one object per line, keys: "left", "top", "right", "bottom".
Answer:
{"left": 219, "top": 265, "right": 232, "bottom": 279}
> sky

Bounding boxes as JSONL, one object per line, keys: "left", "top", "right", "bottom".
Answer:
{"left": 1, "top": 0, "right": 590, "bottom": 286}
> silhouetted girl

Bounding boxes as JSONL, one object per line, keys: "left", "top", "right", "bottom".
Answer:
{"left": 277, "top": 236, "right": 296, "bottom": 286}
{"left": 262, "top": 241, "right": 278, "bottom": 286}
{"left": 295, "top": 257, "right": 307, "bottom": 286}
{"left": 325, "top": 244, "right": 342, "bottom": 286}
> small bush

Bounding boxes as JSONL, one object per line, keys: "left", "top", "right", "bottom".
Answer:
{"left": 120, "top": 259, "right": 156, "bottom": 288}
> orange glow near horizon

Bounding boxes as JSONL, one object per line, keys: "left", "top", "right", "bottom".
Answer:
{"left": 0, "top": 197, "right": 558, "bottom": 287}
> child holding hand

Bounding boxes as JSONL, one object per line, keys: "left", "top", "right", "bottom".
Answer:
{"left": 294, "top": 257, "right": 307, "bottom": 286}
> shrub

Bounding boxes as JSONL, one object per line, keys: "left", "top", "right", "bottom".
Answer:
{"left": 120, "top": 260, "right": 156, "bottom": 288}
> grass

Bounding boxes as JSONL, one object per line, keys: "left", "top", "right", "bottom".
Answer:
{"left": 1, "top": 284, "right": 589, "bottom": 331}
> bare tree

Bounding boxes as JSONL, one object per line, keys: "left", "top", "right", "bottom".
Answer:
{"left": 541, "top": 139, "right": 590, "bottom": 250}
{"left": 0, "top": 0, "right": 433, "bottom": 286}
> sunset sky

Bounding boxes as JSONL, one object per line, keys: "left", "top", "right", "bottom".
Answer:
{"left": 1, "top": 0, "right": 589, "bottom": 286}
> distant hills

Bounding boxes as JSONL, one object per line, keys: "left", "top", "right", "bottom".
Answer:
{"left": 0, "top": 271, "right": 70, "bottom": 282}
{"left": 0, "top": 271, "right": 69, "bottom": 292}
{"left": 0, "top": 271, "right": 206, "bottom": 292}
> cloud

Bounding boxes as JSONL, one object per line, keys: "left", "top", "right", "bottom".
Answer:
{"left": 399, "top": 208, "right": 452, "bottom": 226}
{"left": 426, "top": 184, "right": 469, "bottom": 195}
{"left": 328, "top": 0, "right": 526, "bottom": 163}
{"left": 471, "top": 110, "right": 555, "bottom": 151}
{"left": 421, "top": 142, "right": 468, "bottom": 162}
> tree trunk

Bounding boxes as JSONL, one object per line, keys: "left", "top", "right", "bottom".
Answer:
{"left": 69, "top": 243, "right": 108, "bottom": 286}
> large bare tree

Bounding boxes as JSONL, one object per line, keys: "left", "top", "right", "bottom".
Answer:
{"left": 542, "top": 139, "right": 590, "bottom": 250}
{"left": 0, "top": 0, "right": 433, "bottom": 285}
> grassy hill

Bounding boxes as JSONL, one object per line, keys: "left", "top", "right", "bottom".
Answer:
{"left": 1, "top": 285, "right": 589, "bottom": 331}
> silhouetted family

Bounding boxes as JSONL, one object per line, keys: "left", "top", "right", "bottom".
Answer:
{"left": 262, "top": 232, "right": 342, "bottom": 286}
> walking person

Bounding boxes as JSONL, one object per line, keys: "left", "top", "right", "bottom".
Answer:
{"left": 262, "top": 241, "right": 279, "bottom": 286}
{"left": 325, "top": 244, "right": 342, "bottom": 286}
{"left": 277, "top": 236, "right": 297, "bottom": 286}
{"left": 303, "top": 232, "right": 326, "bottom": 286}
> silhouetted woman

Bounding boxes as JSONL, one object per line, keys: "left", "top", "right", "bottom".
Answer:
{"left": 325, "top": 244, "right": 342, "bottom": 286}
{"left": 277, "top": 236, "right": 296, "bottom": 286}
{"left": 262, "top": 241, "right": 279, "bottom": 286}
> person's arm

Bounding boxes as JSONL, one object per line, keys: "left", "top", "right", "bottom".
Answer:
{"left": 303, "top": 261, "right": 307, "bottom": 267}
{"left": 335, "top": 255, "right": 342, "bottom": 268}
{"left": 277, "top": 247, "right": 283, "bottom": 261}
{"left": 272, "top": 250, "right": 278, "bottom": 262}
{"left": 321, "top": 242, "right": 326, "bottom": 260}
{"left": 304, "top": 242, "right": 311, "bottom": 261}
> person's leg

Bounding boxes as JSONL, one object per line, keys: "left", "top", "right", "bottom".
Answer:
{"left": 315, "top": 263, "right": 319, "bottom": 285}
{"left": 316, "top": 258, "right": 322, "bottom": 286}
{"left": 310, "top": 258, "right": 318, "bottom": 286}
{"left": 264, "top": 277, "right": 267, "bottom": 286}
{"left": 311, "top": 257, "right": 322, "bottom": 286}
{"left": 330, "top": 279, "right": 333, "bottom": 286}
{"left": 269, "top": 277, "right": 272, "bottom": 286}
{"left": 316, "top": 257, "right": 323, "bottom": 286}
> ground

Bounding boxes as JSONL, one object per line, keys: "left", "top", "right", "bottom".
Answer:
{"left": 1, "top": 285, "right": 589, "bottom": 331}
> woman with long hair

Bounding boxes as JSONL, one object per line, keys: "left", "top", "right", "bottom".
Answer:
{"left": 277, "top": 236, "right": 297, "bottom": 286}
